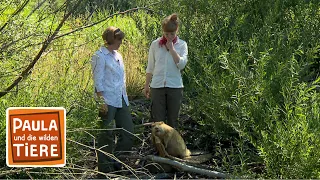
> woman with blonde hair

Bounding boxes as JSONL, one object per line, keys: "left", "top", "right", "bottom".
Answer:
{"left": 91, "top": 26, "right": 134, "bottom": 176}
{"left": 143, "top": 13, "right": 188, "bottom": 128}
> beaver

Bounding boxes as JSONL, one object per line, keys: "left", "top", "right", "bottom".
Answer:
{"left": 151, "top": 121, "right": 191, "bottom": 159}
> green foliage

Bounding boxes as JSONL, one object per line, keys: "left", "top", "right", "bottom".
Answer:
{"left": 1, "top": 0, "right": 320, "bottom": 178}
{"left": 171, "top": 0, "right": 320, "bottom": 178}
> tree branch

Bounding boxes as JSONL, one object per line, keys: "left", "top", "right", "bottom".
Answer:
{"left": 147, "top": 155, "right": 228, "bottom": 178}
{"left": 127, "top": 155, "right": 230, "bottom": 178}
{"left": 53, "top": 0, "right": 164, "bottom": 40}
{"left": 0, "top": 33, "right": 36, "bottom": 52}
{"left": 0, "top": 0, "right": 30, "bottom": 32}
{"left": 26, "top": 0, "right": 47, "bottom": 19}
{"left": 0, "top": 0, "right": 81, "bottom": 98}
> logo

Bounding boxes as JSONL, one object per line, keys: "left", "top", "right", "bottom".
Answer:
{"left": 6, "top": 107, "right": 66, "bottom": 167}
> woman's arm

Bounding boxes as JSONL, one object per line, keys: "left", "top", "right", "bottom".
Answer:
{"left": 166, "top": 41, "right": 180, "bottom": 64}
{"left": 144, "top": 42, "right": 156, "bottom": 98}
{"left": 91, "top": 54, "right": 105, "bottom": 92}
{"left": 167, "top": 41, "right": 188, "bottom": 70}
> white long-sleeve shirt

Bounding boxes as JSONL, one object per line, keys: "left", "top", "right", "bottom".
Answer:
{"left": 91, "top": 46, "right": 129, "bottom": 108}
{"left": 146, "top": 36, "right": 188, "bottom": 88}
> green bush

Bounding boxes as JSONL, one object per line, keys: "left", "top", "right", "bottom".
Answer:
{"left": 173, "top": 0, "right": 320, "bottom": 178}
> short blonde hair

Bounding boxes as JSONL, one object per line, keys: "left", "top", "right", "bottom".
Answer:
{"left": 162, "top": 13, "right": 179, "bottom": 32}
{"left": 102, "top": 26, "right": 125, "bottom": 45}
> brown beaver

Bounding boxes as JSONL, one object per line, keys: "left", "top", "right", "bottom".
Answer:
{"left": 151, "top": 121, "right": 191, "bottom": 159}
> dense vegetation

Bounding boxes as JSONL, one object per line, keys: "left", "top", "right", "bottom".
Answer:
{"left": 1, "top": 0, "right": 319, "bottom": 178}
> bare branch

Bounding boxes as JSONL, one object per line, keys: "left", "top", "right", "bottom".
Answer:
{"left": 0, "top": 167, "right": 38, "bottom": 177}
{"left": 0, "top": 0, "right": 14, "bottom": 14}
{"left": 0, "top": 33, "right": 37, "bottom": 52}
{"left": 0, "top": 0, "right": 81, "bottom": 98}
{"left": 67, "top": 138, "right": 138, "bottom": 179}
{"left": 26, "top": 0, "right": 47, "bottom": 19}
{"left": 117, "top": 154, "right": 230, "bottom": 178}
{"left": 145, "top": 155, "right": 229, "bottom": 178}
{"left": 53, "top": 0, "right": 164, "bottom": 40}
{"left": 0, "top": 0, "right": 30, "bottom": 32}
{"left": 35, "top": 1, "right": 68, "bottom": 23}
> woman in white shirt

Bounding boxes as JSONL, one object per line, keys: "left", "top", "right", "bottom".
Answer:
{"left": 91, "top": 26, "right": 133, "bottom": 175}
{"left": 143, "top": 13, "right": 188, "bottom": 128}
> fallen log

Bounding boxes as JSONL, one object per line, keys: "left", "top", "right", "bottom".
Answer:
{"left": 120, "top": 155, "right": 229, "bottom": 178}
{"left": 145, "top": 155, "right": 228, "bottom": 178}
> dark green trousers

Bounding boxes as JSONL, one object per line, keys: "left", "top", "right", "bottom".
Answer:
{"left": 97, "top": 97, "right": 134, "bottom": 173}
{"left": 150, "top": 87, "right": 183, "bottom": 128}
